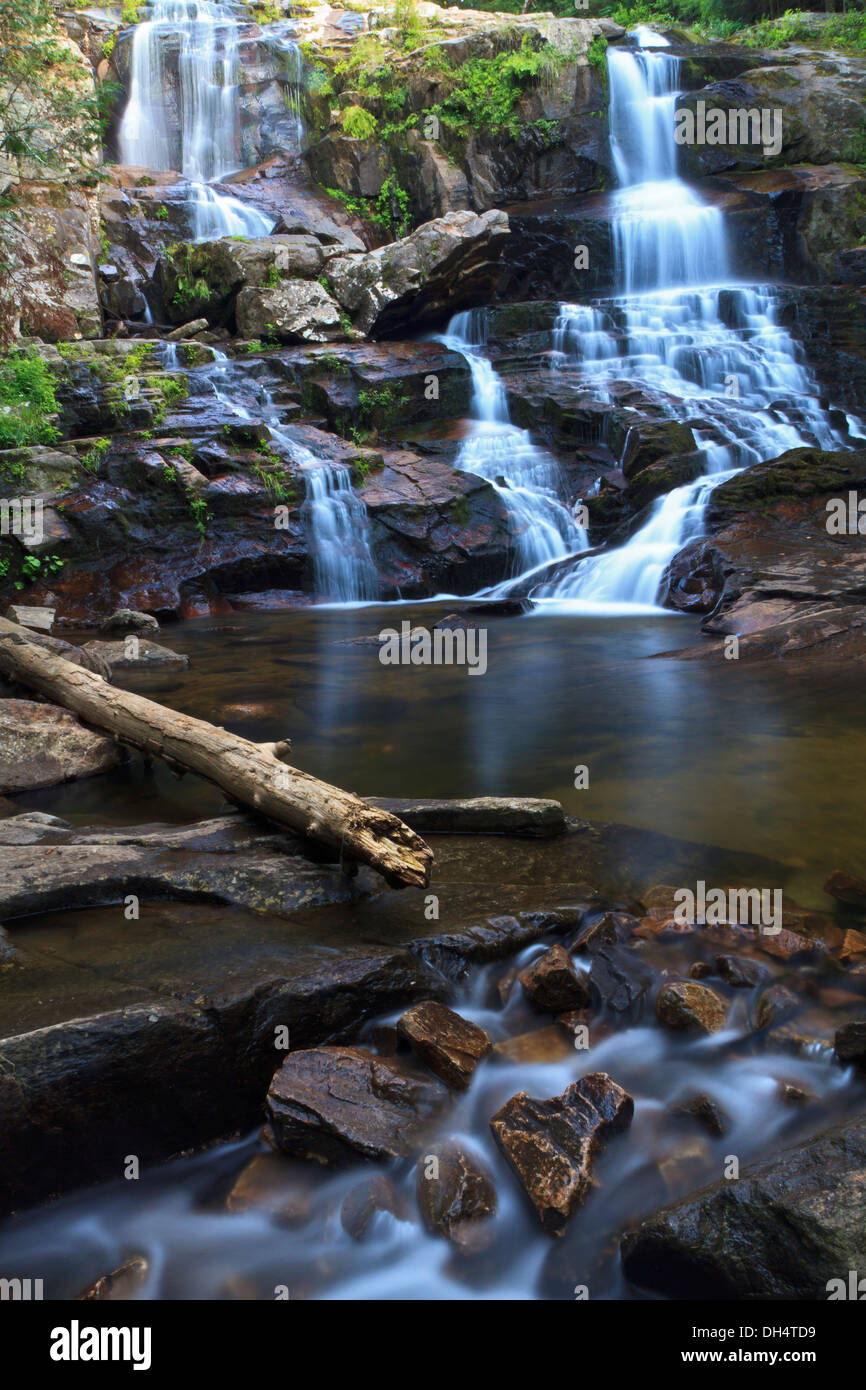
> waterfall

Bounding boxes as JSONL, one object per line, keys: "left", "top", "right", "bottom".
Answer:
{"left": 119, "top": 0, "right": 282, "bottom": 240}
{"left": 535, "top": 30, "right": 861, "bottom": 612}
{"left": 301, "top": 458, "right": 379, "bottom": 605}
{"left": 440, "top": 309, "right": 587, "bottom": 581}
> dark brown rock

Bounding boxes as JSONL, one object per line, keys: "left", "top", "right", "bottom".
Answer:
{"left": 519, "top": 944, "right": 590, "bottom": 1013}
{"left": 672, "top": 1092, "right": 730, "bottom": 1138}
{"left": 835, "top": 1016, "right": 866, "bottom": 1068}
{"left": 77, "top": 1257, "right": 150, "bottom": 1301}
{"left": 490, "top": 1072, "right": 634, "bottom": 1236}
{"left": 225, "top": 1153, "right": 312, "bottom": 1227}
{"left": 656, "top": 981, "right": 728, "bottom": 1035}
{"left": 824, "top": 870, "right": 866, "bottom": 909}
{"left": 340, "top": 1174, "right": 406, "bottom": 1240}
{"left": 265, "top": 1046, "right": 449, "bottom": 1166}
{"left": 416, "top": 1140, "right": 497, "bottom": 1247}
{"left": 754, "top": 984, "right": 801, "bottom": 1030}
{"left": 714, "top": 953, "right": 771, "bottom": 988}
{"left": 396, "top": 1000, "right": 491, "bottom": 1090}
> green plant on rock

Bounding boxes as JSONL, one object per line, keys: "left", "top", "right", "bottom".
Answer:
{"left": 340, "top": 104, "right": 378, "bottom": 140}
{"left": 374, "top": 174, "right": 411, "bottom": 238}
{"left": 81, "top": 436, "right": 111, "bottom": 473}
{"left": 0, "top": 349, "right": 59, "bottom": 448}
{"left": 263, "top": 262, "right": 282, "bottom": 288}
{"left": 13, "top": 552, "right": 63, "bottom": 590}
{"left": 185, "top": 488, "right": 211, "bottom": 540}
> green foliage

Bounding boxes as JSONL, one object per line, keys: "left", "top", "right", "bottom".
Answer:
{"left": 0, "top": 349, "right": 59, "bottom": 448}
{"left": 422, "top": 36, "right": 574, "bottom": 142}
{"left": 12, "top": 552, "right": 63, "bottom": 590}
{"left": 374, "top": 174, "right": 411, "bottom": 237}
{"left": 156, "top": 204, "right": 169, "bottom": 221}
{"left": 185, "top": 487, "right": 211, "bottom": 540}
{"left": 357, "top": 383, "right": 409, "bottom": 432}
{"left": 264, "top": 262, "right": 283, "bottom": 288}
{"left": 121, "top": 0, "right": 142, "bottom": 22}
{"left": 340, "top": 104, "right": 378, "bottom": 140}
{"left": 81, "top": 436, "right": 111, "bottom": 474}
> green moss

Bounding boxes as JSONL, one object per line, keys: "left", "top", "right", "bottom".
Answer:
{"left": 341, "top": 105, "right": 378, "bottom": 140}
{"left": 0, "top": 350, "right": 59, "bottom": 448}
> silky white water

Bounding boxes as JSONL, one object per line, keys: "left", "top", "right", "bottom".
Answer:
{"left": 534, "top": 30, "right": 861, "bottom": 612}
{"left": 119, "top": 0, "right": 283, "bottom": 239}
{"left": 441, "top": 309, "right": 587, "bottom": 578}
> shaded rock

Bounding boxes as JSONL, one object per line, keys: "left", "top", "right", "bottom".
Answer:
{"left": 326, "top": 209, "right": 510, "bottom": 337}
{"left": 0, "top": 699, "right": 120, "bottom": 793}
{"left": 621, "top": 1112, "right": 866, "bottom": 1299}
{"left": 659, "top": 539, "right": 728, "bottom": 615}
{"left": 754, "top": 983, "right": 801, "bottom": 1030}
{"left": 264, "top": 1046, "right": 449, "bottom": 1166}
{"left": 225, "top": 1152, "right": 312, "bottom": 1227}
{"left": 519, "top": 944, "right": 590, "bottom": 1013}
{"left": 77, "top": 1256, "right": 150, "bottom": 1301}
{"left": 82, "top": 638, "right": 189, "bottom": 671}
{"left": 714, "top": 953, "right": 771, "bottom": 988}
{"left": 340, "top": 1174, "right": 406, "bottom": 1240}
{"left": 365, "top": 795, "right": 566, "bottom": 838}
{"left": 416, "top": 1139, "right": 497, "bottom": 1247}
{"left": 589, "top": 944, "right": 655, "bottom": 1015}
{"left": 396, "top": 999, "right": 491, "bottom": 1090}
{"left": 490, "top": 1072, "right": 634, "bottom": 1235}
{"left": 839, "top": 928, "right": 866, "bottom": 963}
{"left": 100, "top": 608, "right": 160, "bottom": 635}
{"left": 834, "top": 1016, "right": 866, "bottom": 1068}
{"left": 572, "top": 910, "right": 638, "bottom": 953}
{"left": 656, "top": 981, "right": 728, "bottom": 1034}
{"left": 671, "top": 1091, "right": 730, "bottom": 1138}
{"left": 491, "top": 1025, "right": 573, "bottom": 1066}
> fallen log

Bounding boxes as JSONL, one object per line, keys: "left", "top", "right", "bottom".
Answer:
{"left": 0, "top": 615, "right": 432, "bottom": 888}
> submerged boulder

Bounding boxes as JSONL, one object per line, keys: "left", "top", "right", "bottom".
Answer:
{"left": 0, "top": 699, "right": 120, "bottom": 793}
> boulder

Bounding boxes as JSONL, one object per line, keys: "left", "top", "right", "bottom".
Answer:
{"left": 82, "top": 638, "right": 189, "bottom": 671}
{"left": 156, "top": 235, "right": 325, "bottom": 325}
{"left": 519, "top": 944, "right": 590, "bottom": 1013}
{"left": 396, "top": 1000, "right": 491, "bottom": 1090}
{"left": 824, "top": 870, "right": 866, "bottom": 909}
{"left": 326, "top": 209, "right": 510, "bottom": 337}
{"left": 656, "top": 981, "right": 728, "bottom": 1035}
{"left": 621, "top": 1112, "right": 866, "bottom": 1299}
{"left": 834, "top": 1016, "right": 866, "bottom": 1068}
{"left": 264, "top": 1046, "right": 449, "bottom": 1165}
{"left": 100, "top": 609, "right": 160, "bottom": 635}
{"left": 490, "top": 1072, "right": 634, "bottom": 1235}
{"left": 589, "top": 945, "right": 655, "bottom": 1015}
{"left": 235, "top": 280, "right": 344, "bottom": 343}
{"left": 0, "top": 699, "right": 120, "bottom": 793}
{"left": 714, "top": 953, "right": 771, "bottom": 988}
{"left": 416, "top": 1140, "right": 497, "bottom": 1247}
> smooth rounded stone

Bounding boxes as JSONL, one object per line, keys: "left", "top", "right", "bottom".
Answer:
{"left": 340, "top": 1174, "right": 407, "bottom": 1241}
{"left": 395, "top": 999, "right": 491, "bottom": 1090}
{"left": 77, "top": 1256, "right": 150, "bottom": 1300}
{"left": 714, "top": 953, "right": 772, "bottom": 988}
{"left": 491, "top": 1025, "right": 573, "bottom": 1066}
{"left": 824, "top": 870, "right": 866, "bottom": 909}
{"left": 264, "top": 1046, "right": 450, "bottom": 1166}
{"left": 82, "top": 638, "right": 189, "bottom": 671}
{"left": 490, "top": 1072, "right": 634, "bottom": 1236}
{"left": 834, "top": 1015, "right": 866, "bottom": 1067}
{"left": 100, "top": 608, "right": 160, "bottom": 635}
{"left": 655, "top": 981, "right": 728, "bottom": 1035}
{"left": 0, "top": 699, "right": 121, "bottom": 793}
{"left": 225, "top": 1152, "right": 312, "bottom": 1227}
{"left": 519, "top": 943, "right": 590, "bottom": 1014}
{"left": 671, "top": 1091, "right": 731, "bottom": 1138}
{"left": 416, "top": 1140, "right": 497, "bottom": 1248}
{"left": 753, "top": 983, "right": 801, "bottom": 1030}
{"left": 621, "top": 1112, "right": 866, "bottom": 1300}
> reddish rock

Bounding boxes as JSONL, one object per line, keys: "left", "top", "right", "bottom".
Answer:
{"left": 265, "top": 1046, "right": 449, "bottom": 1166}
{"left": 490, "top": 1072, "right": 633, "bottom": 1235}
{"left": 839, "top": 928, "right": 866, "bottom": 963}
{"left": 491, "top": 1026, "right": 573, "bottom": 1065}
{"left": 519, "top": 944, "right": 590, "bottom": 1013}
{"left": 396, "top": 1000, "right": 491, "bottom": 1090}
{"left": 824, "top": 870, "right": 866, "bottom": 909}
{"left": 416, "top": 1140, "right": 497, "bottom": 1247}
{"left": 77, "top": 1257, "right": 150, "bottom": 1301}
{"left": 656, "top": 981, "right": 728, "bottom": 1034}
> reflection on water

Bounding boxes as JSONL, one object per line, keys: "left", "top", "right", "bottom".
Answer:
{"left": 20, "top": 606, "right": 864, "bottom": 909}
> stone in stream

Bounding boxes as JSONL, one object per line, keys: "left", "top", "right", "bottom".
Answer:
{"left": 589, "top": 945, "right": 655, "bottom": 1015}
{"left": 165, "top": 318, "right": 209, "bottom": 341}
{"left": 824, "top": 870, "right": 866, "bottom": 909}
{"left": 100, "top": 608, "right": 160, "bottom": 635}
{"left": 0, "top": 699, "right": 121, "bottom": 793}
{"left": 491, "top": 1025, "right": 574, "bottom": 1066}
{"left": 834, "top": 1015, "right": 866, "bottom": 1068}
{"left": 82, "top": 638, "right": 189, "bottom": 671}
{"left": 364, "top": 796, "right": 566, "bottom": 838}
{"left": 655, "top": 981, "right": 728, "bottom": 1035}
{"left": 490, "top": 1072, "right": 634, "bottom": 1236}
{"left": 265, "top": 1046, "right": 449, "bottom": 1166}
{"left": 519, "top": 944, "right": 590, "bottom": 1014}
{"left": 838, "top": 927, "right": 866, "bottom": 963}
{"left": 671, "top": 1091, "right": 731, "bottom": 1138}
{"left": 396, "top": 1000, "right": 491, "bottom": 1090}
{"left": 714, "top": 953, "right": 772, "bottom": 988}
{"left": 753, "top": 983, "right": 801, "bottom": 1030}
{"left": 225, "top": 1153, "right": 313, "bottom": 1227}
{"left": 340, "top": 1174, "right": 407, "bottom": 1241}
{"left": 621, "top": 1111, "right": 866, "bottom": 1299}
{"left": 5, "top": 605, "right": 55, "bottom": 633}
{"left": 571, "top": 910, "right": 639, "bottom": 953}
{"left": 416, "top": 1140, "right": 497, "bottom": 1250}
{"left": 77, "top": 1256, "right": 150, "bottom": 1301}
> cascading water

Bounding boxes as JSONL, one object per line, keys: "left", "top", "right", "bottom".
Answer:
{"left": 440, "top": 309, "right": 587, "bottom": 580}
{"left": 299, "top": 455, "right": 379, "bottom": 605}
{"left": 534, "top": 29, "right": 862, "bottom": 612}
{"left": 119, "top": 0, "right": 287, "bottom": 240}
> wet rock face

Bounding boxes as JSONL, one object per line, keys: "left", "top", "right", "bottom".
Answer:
{"left": 621, "top": 1112, "right": 866, "bottom": 1299}
{"left": 0, "top": 700, "right": 120, "bottom": 793}
{"left": 519, "top": 944, "right": 591, "bottom": 1014}
{"left": 396, "top": 1000, "right": 491, "bottom": 1090}
{"left": 416, "top": 1140, "right": 497, "bottom": 1247}
{"left": 490, "top": 1072, "right": 634, "bottom": 1235}
{"left": 656, "top": 981, "right": 728, "bottom": 1035}
{"left": 265, "top": 1046, "right": 450, "bottom": 1166}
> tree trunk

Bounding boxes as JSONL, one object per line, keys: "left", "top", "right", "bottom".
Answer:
{"left": 0, "top": 616, "right": 432, "bottom": 889}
